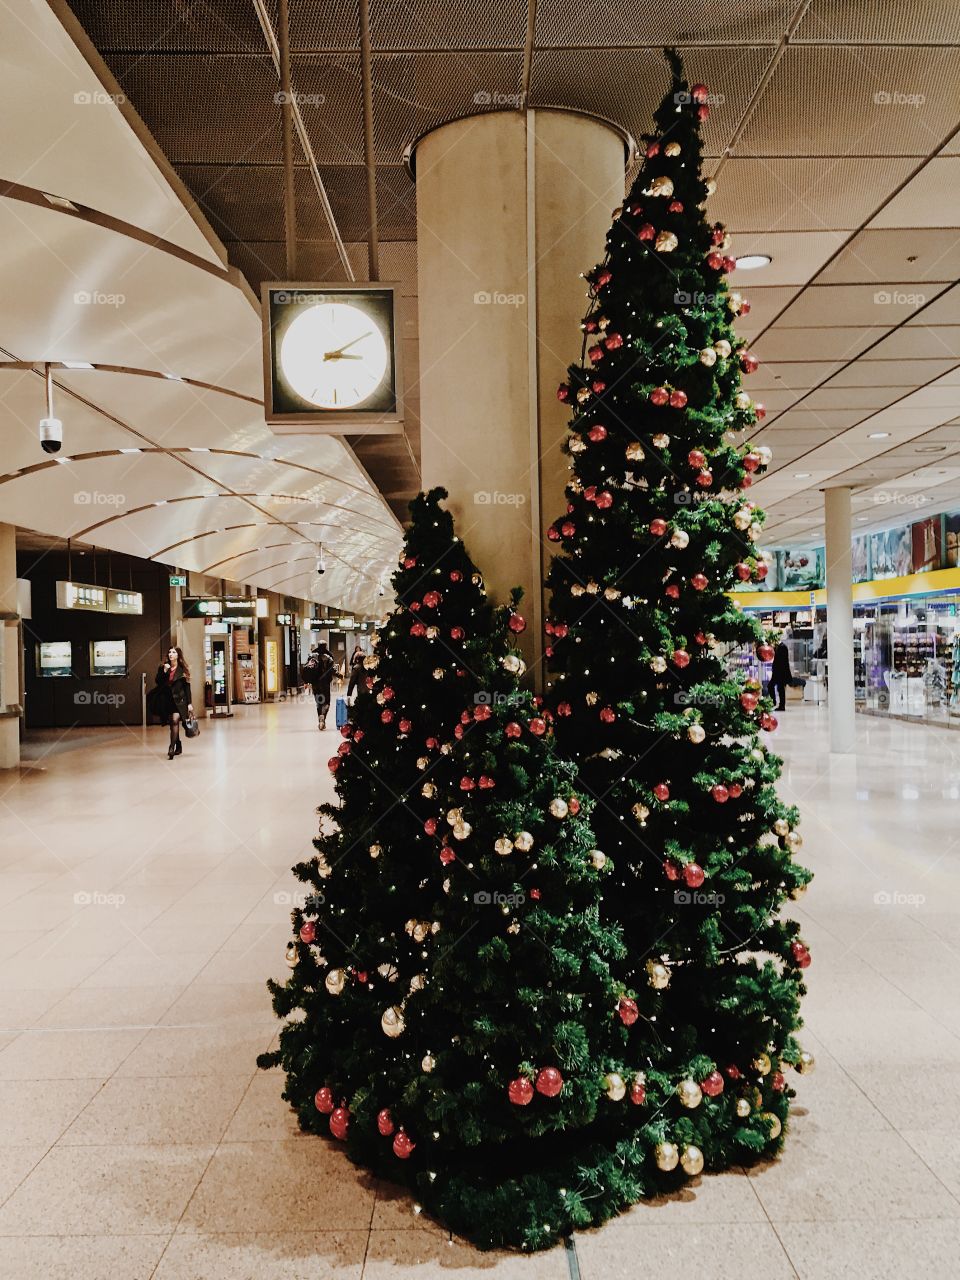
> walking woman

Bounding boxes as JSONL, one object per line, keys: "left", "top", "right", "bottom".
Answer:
{"left": 346, "top": 643, "right": 365, "bottom": 700}
{"left": 153, "top": 646, "right": 195, "bottom": 758}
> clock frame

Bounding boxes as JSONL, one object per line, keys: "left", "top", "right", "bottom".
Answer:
{"left": 261, "top": 282, "right": 403, "bottom": 431}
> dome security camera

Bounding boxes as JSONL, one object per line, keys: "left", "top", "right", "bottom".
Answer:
{"left": 39, "top": 416, "right": 63, "bottom": 454}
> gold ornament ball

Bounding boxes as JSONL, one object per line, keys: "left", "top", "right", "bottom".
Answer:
{"left": 727, "top": 291, "right": 743, "bottom": 313}
{"left": 633, "top": 802, "right": 650, "bottom": 823}
{"left": 735, "top": 391, "right": 752, "bottom": 410}
{"left": 655, "top": 1141, "right": 679, "bottom": 1172}
{"left": 756, "top": 445, "right": 773, "bottom": 464}
{"left": 677, "top": 1079, "right": 703, "bottom": 1109}
{"left": 325, "top": 968, "right": 346, "bottom": 995}
{"left": 549, "top": 798, "right": 569, "bottom": 819}
{"left": 453, "top": 821, "right": 472, "bottom": 841}
{"left": 670, "top": 528, "right": 690, "bottom": 550}
{"left": 687, "top": 723, "right": 706, "bottom": 745}
{"left": 381, "top": 1006, "right": 406, "bottom": 1038}
{"left": 795, "top": 1050, "right": 816, "bottom": 1075}
{"left": 422, "top": 1053, "right": 436, "bottom": 1073}
{"left": 647, "top": 959, "right": 671, "bottom": 990}
{"left": 733, "top": 507, "right": 752, "bottom": 531}
{"left": 432, "top": 667, "right": 445, "bottom": 680}
{"left": 664, "top": 141, "right": 681, "bottom": 156}
{"left": 284, "top": 942, "right": 299, "bottom": 968}
{"left": 604, "top": 1072, "right": 627, "bottom": 1101}
{"left": 652, "top": 432, "right": 670, "bottom": 448}
{"left": 773, "top": 818, "right": 790, "bottom": 837}
{"left": 762, "top": 1111, "right": 783, "bottom": 1139}
{"left": 569, "top": 435, "right": 586, "bottom": 453}
{"left": 714, "top": 339, "right": 732, "bottom": 359}
{"left": 656, "top": 230, "right": 679, "bottom": 253}
{"left": 649, "top": 175, "right": 675, "bottom": 198}
{"left": 412, "top": 921, "right": 430, "bottom": 943}
{"left": 736, "top": 1097, "right": 752, "bottom": 1118}
{"left": 753, "top": 1052, "right": 772, "bottom": 1076}
{"left": 699, "top": 347, "right": 717, "bottom": 367}
{"left": 650, "top": 655, "right": 667, "bottom": 674}
{"left": 409, "top": 973, "right": 426, "bottom": 992}
{"left": 363, "top": 654, "right": 379, "bottom": 669}
{"left": 514, "top": 831, "right": 535, "bottom": 853}
{"left": 626, "top": 441, "right": 645, "bottom": 462}
{"left": 378, "top": 962, "right": 399, "bottom": 982}
{"left": 680, "top": 1144, "right": 704, "bottom": 1176}
{"left": 570, "top": 584, "right": 585, "bottom": 597}
{"left": 369, "top": 843, "right": 382, "bottom": 859}
{"left": 421, "top": 783, "right": 436, "bottom": 798}
{"left": 416, "top": 756, "right": 429, "bottom": 770}
{"left": 426, "top": 626, "right": 439, "bottom": 639}
{"left": 586, "top": 580, "right": 600, "bottom": 594}
{"left": 576, "top": 387, "right": 591, "bottom": 404}
{"left": 495, "top": 836, "right": 514, "bottom": 857}
{"left": 786, "top": 830, "right": 803, "bottom": 852}
{"left": 706, "top": 178, "right": 718, "bottom": 195}
{"left": 447, "top": 807, "right": 463, "bottom": 825}
{"left": 589, "top": 849, "right": 608, "bottom": 870}
{"left": 605, "top": 586, "right": 622, "bottom": 601}
{"left": 585, "top": 690, "right": 599, "bottom": 706}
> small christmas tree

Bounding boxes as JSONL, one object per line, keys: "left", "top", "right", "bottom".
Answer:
{"left": 545, "top": 50, "right": 814, "bottom": 1174}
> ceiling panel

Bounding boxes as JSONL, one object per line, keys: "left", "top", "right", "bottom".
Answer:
{"left": 710, "top": 157, "right": 917, "bottom": 232}
{"left": 777, "top": 284, "right": 931, "bottom": 328}
{"left": 905, "top": 284, "right": 960, "bottom": 326}
{"left": 824, "top": 358, "right": 957, "bottom": 388}
{"left": 794, "top": 1, "right": 960, "bottom": 45}
{"left": 753, "top": 327, "right": 884, "bottom": 363}
{"left": 869, "top": 157, "right": 960, "bottom": 229}
{"left": 861, "top": 327, "right": 960, "bottom": 362}
{"left": 726, "top": 231, "right": 848, "bottom": 285}
{"left": 370, "top": 0, "right": 528, "bottom": 49}
{"left": 816, "top": 230, "right": 960, "bottom": 286}
{"left": 738, "top": 46, "right": 960, "bottom": 157}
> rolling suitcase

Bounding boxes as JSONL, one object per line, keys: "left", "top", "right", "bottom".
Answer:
{"left": 335, "top": 696, "right": 349, "bottom": 728}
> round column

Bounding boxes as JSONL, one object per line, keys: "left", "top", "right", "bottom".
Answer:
{"left": 824, "top": 486, "right": 856, "bottom": 753}
{"left": 414, "top": 109, "right": 626, "bottom": 682}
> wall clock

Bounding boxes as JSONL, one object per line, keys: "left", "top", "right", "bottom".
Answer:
{"left": 262, "top": 283, "right": 402, "bottom": 430}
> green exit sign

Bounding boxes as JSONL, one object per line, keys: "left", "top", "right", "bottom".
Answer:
{"left": 169, "top": 574, "right": 188, "bottom": 587}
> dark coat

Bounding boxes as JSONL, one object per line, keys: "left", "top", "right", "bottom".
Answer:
{"left": 152, "top": 665, "right": 193, "bottom": 723}
{"left": 771, "top": 643, "right": 792, "bottom": 682}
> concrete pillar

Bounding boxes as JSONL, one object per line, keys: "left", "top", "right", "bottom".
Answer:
{"left": 824, "top": 487, "right": 856, "bottom": 754}
{"left": 0, "top": 524, "right": 20, "bottom": 769}
{"left": 415, "top": 109, "right": 625, "bottom": 684}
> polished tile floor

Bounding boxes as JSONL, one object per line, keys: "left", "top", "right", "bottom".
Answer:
{"left": 0, "top": 696, "right": 958, "bottom": 1278}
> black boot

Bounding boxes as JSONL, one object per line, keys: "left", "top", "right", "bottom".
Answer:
{"left": 174, "top": 739, "right": 182, "bottom": 755}
{"left": 167, "top": 742, "right": 176, "bottom": 759}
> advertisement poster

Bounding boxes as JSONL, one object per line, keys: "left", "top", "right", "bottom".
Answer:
{"left": 870, "top": 525, "right": 912, "bottom": 579}
{"left": 37, "top": 640, "right": 72, "bottom": 678}
{"left": 90, "top": 638, "right": 127, "bottom": 677}
{"left": 851, "top": 534, "right": 870, "bottom": 583}
{"left": 911, "top": 516, "right": 942, "bottom": 574}
{"left": 778, "top": 547, "right": 824, "bottom": 591}
{"left": 945, "top": 512, "right": 960, "bottom": 568}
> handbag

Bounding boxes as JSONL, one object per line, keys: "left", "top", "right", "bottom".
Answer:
{"left": 183, "top": 715, "right": 200, "bottom": 739}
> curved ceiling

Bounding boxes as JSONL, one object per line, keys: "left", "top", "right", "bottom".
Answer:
{"left": 0, "top": 0, "right": 402, "bottom": 615}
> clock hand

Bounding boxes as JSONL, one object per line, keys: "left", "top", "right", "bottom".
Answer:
{"left": 323, "top": 331, "right": 373, "bottom": 361}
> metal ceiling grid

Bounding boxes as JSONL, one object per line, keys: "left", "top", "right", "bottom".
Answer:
{"left": 792, "top": 0, "right": 960, "bottom": 46}
{"left": 738, "top": 45, "right": 960, "bottom": 156}
{"left": 533, "top": 0, "right": 794, "bottom": 47}
{"left": 369, "top": 0, "right": 528, "bottom": 50}
{"left": 870, "top": 157, "right": 960, "bottom": 229}
{"left": 817, "top": 229, "right": 960, "bottom": 286}
{"left": 70, "top": 0, "right": 272, "bottom": 51}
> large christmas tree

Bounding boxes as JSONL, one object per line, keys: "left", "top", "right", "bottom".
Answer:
{"left": 545, "top": 49, "right": 814, "bottom": 1175}
{"left": 260, "top": 494, "right": 646, "bottom": 1250}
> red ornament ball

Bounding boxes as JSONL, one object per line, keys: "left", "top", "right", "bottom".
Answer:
{"left": 701, "top": 1070, "right": 725, "bottom": 1098}
{"left": 439, "top": 846, "right": 456, "bottom": 865}
{"left": 743, "top": 451, "right": 761, "bottom": 472}
{"left": 329, "top": 1106, "right": 350, "bottom": 1140}
{"left": 596, "top": 490, "right": 614, "bottom": 510}
{"left": 409, "top": 622, "right": 426, "bottom": 638}
{"left": 683, "top": 862, "right": 705, "bottom": 889}
{"left": 314, "top": 1087, "right": 335, "bottom": 1114}
{"left": 450, "top": 626, "right": 465, "bottom": 641}
{"left": 757, "top": 643, "right": 775, "bottom": 662}
{"left": 691, "top": 83, "right": 709, "bottom": 103}
{"left": 529, "top": 717, "right": 547, "bottom": 736}
{"left": 755, "top": 561, "right": 769, "bottom": 581}
{"left": 588, "top": 423, "right": 608, "bottom": 442}
{"left": 663, "top": 859, "right": 680, "bottom": 881}
{"left": 771, "top": 1071, "right": 787, "bottom": 1093}
{"left": 691, "top": 573, "right": 709, "bottom": 591}
{"left": 595, "top": 269, "right": 612, "bottom": 289}
{"left": 696, "top": 469, "right": 713, "bottom": 488}
{"left": 547, "top": 525, "right": 561, "bottom": 542}
{"left": 740, "top": 691, "right": 759, "bottom": 712}
{"left": 599, "top": 706, "right": 616, "bottom": 724}
{"left": 604, "top": 332, "right": 624, "bottom": 351}
{"left": 568, "top": 796, "right": 580, "bottom": 813}
{"left": 509, "top": 613, "right": 527, "bottom": 633}
{"left": 377, "top": 1108, "right": 394, "bottom": 1136}
{"left": 327, "top": 757, "right": 340, "bottom": 774}
{"left": 535, "top": 1066, "right": 564, "bottom": 1097}
{"left": 459, "top": 776, "right": 475, "bottom": 792}
{"left": 557, "top": 701, "right": 572, "bottom": 717}
{"left": 741, "top": 353, "right": 759, "bottom": 375}
{"left": 422, "top": 590, "right": 441, "bottom": 608}
{"left": 561, "top": 521, "right": 576, "bottom": 538}
{"left": 299, "top": 921, "right": 316, "bottom": 944}
{"left": 650, "top": 517, "right": 668, "bottom": 537}
{"left": 670, "top": 389, "right": 688, "bottom": 409}
{"left": 791, "top": 941, "right": 812, "bottom": 969}
{"left": 424, "top": 817, "right": 438, "bottom": 835}
{"left": 687, "top": 448, "right": 706, "bottom": 470}
{"left": 672, "top": 648, "right": 690, "bottom": 669}
{"left": 725, "top": 1063, "right": 742, "bottom": 1080}
{"left": 646, "top": 141, "right": 661, "bottom": 158}
{"left": 754, "top": 402, "right": 766, "bottom": 420}
{"left": 665, "top": 583, "right": 681, "bottom": 599}
{"left": 478, "top": 774, "right": 495, "bottom": 789}
{"left": 398, "top": 718, "right": 412, "bottom": 734}
{"left": 425, "top": 737, "right": 439, "bottom": 750}
{"left": 592, "top": 379, "right": 606, "bottom": 394}
{"left": 588, "top": 344, "right": 604, "bottom": 363}
{"left": 618, "top": 997, "right": 639, "bottom": 1026}
{"left": 630, "top": 1078, "right": 647, "bottom": 1105}
{"left": 668, "top": 199, "right": 684, "bottom": 213}
{"left": 711, "top": 784, "right": 730, "bottom": 804}
{"left": 505, "top": 722, "right": 522, "bottom": 739}
{"left": 728, "top": 782, "right": 743, "bottom": 799}
{"left": 508, "top": 1076, "right": 535, "bottom": 1106}
{"left": 761, "top": 713, "right": 779, "bottom": 732}
{"left": 706, "top": 252, "right": 724, "bottom": 271}
{"left": 403, "top": 556, "right": 417, "bottom": 570}
{"left": 653, "top": 782, "right": 670, "bottom": 802}
{"left": 393, "top": 1129, "right": 416, "bottom": 1159}
{"left": 450, "top": 570, "right": 462, "bottom": 582}
{"left": 638, "top": 222, "right": 656, "bottom": 241}
{"left": 557, "top": 384, "right": 570, "bottom": 403}
{"left": 697, "top": 103, "right": 709, "bottom": 121}
{"left": 734, "top": 562, "right": 752, "bottom": 582}
{"left": 650, "top": 386, "right": 670, "bottom": 406}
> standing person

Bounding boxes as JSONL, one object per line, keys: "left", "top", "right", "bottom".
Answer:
{"left": 769, "top": 635, "right": 793, "bottom": 712}
{"left": 346, "top": 643, "right": 364, "bottom": 700}
{"left": 302, "top": 642, "right": 336, "bottom": 730}
{"left": 153, "top": 646, "right": 194, "bottom": 759}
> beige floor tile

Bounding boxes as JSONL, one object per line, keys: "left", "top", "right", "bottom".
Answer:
{"left": 155, "top": 1231, "right": 367, "bottom": 1278}
{"left": 180, "top": 1141, "right": 375, "bottom": 1233}
{"left": 158, "top": 983, "right": 275, "bottom": 1029}
{"left": 0, "top": 1147, "right": 47, "bottom": 1203}
{"left": 115, "top": 1024, "right": 275, "bottom": 1078}
{"left": 851, "top": 1063, "right": 960, "bottom": 1132}
{"left": 59, "top": 1075, "right": 251, "bottom": 1146}
{"left": 0, "top": 989, "right": 76, "bottom": 1031}
{"left": 363, "top": 1230, "right": 570, "bottom": 1278}
{"left": 590, "top": 1168, "right": 767, "bottom": 1228}
{"left": 777, "top": 1219, "right": 960, "bottom": 1279}
{"left": 0, "top": 1235, "right": 169, "bottom": 1280}
{"left": 900, "top": 1128, "right": 960, "bottom": 1202}
{"left": 0, "top": 1080, "right": 105, "bottom": 1147}
{"left": 36, "top": 985, "right": 185, "bottom": 1031}
{"left": 0, "top": 1144, "right": 213, "bottom": 1235}
{"left": 78, "top": 949, "right": 215, "bottom": 990}
{"left": 747, "top": 1130, "right": 959, "bottom": 1221}
{"left": 0, "top": 1029, "right": 145, "bottom": 1080}
{"left": 220, "top": 1073, "right": 303, "bottom": 1143}
{"left": 572, "top": 1222, "right": 797, "bottom": 1280}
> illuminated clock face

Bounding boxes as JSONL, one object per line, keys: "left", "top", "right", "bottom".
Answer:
{"left": 279, "top": 302, "right": 389, "bottom": 409}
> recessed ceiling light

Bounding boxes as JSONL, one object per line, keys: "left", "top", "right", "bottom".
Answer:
{"left": 867, "top": 431, "right": 890, "bottom": 439}
{"left": 42, "top": 192, "right": 78, "bottom": 211}
{"left": 61, "top": 361, "right": 94, "bottom": 370}
{"left": 736, "top": 254, "right": 772, "bottom": 270}
{"left": 793, "top": 472, "right": 811, "bottom": 478}
{"left": 119, "top": 447, "right": 142, "bottom": 454}
{"left": 857, "top": 516, "right": 868, "bottom": 522}
{"left": 188, "top": 447, "right": 209, "bottom": 452}
{"left": 915, "top": 444, "right": 947, "bottom": 453}
{"left": 162, "top": 373, "right": 183, "bottom": 381}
